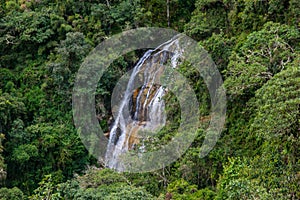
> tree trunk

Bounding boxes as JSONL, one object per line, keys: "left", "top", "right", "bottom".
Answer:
{"left": 106, "top": 0, "right": 110, "bottom": 7}
{"left": 167, "top": 0, "right": 170, "bottom": 27}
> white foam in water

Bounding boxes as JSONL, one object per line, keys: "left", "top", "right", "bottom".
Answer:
{"left": 105, "top": 37, "right": 183, "bottom": 170}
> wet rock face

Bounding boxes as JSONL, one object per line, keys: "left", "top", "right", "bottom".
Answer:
{"left": 127, "top": 84, "right": 163, "bottom": 148}
{"left": 130, "top": 84, "right": 160, "bottom": 122}
{"left": 105, "top": 37, "right": 183, "bottom": 170}
{"left": 125, "top": 123, "right": 141, "bottom": 149}
{"left": 114, "top": 127, "right": 122, "bottom": 145}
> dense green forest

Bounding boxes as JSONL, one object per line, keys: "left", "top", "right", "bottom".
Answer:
{"left": 0, "top": 0, "right": 299, "bottom": 199}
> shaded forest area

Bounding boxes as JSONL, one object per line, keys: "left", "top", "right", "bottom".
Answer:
{"left": 0, "top": 0, "right": 299, "bottom": 199}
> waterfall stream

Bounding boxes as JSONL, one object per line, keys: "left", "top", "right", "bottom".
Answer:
{"left": 105, "top": 36, "right": 183, "bottom": 170}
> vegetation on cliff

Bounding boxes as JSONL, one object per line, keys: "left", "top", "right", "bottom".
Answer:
{"left": 0, "top": 0, "right": 299, "bottom": 199}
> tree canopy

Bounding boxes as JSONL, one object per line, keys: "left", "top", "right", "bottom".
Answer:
{"left": 0, "top": 0, "right": 299, "bottom": 199}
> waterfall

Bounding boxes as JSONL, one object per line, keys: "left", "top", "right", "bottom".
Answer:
{"left": 105, "top": 36, "right": 183, "bottom": 170}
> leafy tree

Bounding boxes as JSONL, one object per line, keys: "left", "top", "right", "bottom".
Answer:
{"left": 185, "top": 0, "right": 229, "bottom": 40}
{"left": 216, "top": 158, "right": 272, "bottom": 200}
{"left": 0, "top": 187, "right": 24, "bottom": 200}
{"left": 224, "top": 22, "right": 299, "bottom": 99}
{"left": 0, "top": 133, "right": 6, "bottom": 186}
{"left": 0, "top": 68, "right": 16, "bottom": 92}
{"left": 185, "top": 0, "right": 300, "bottom": 40}
{"left": 5, "top": 122, "right": 89, "bottom": 193}
{"left": 44, "top": 31, "right": 91, "bottom": 121}
{"left": 0, "top": 9, "right": 55, "bottom": 66}
{"left": 249, "top": 61, "right": 300, "bottom": 140}
{"left": 246, "top": 62, "right": 300, "bottom": 199}
{"left": 167, "top": 179, "right": 215, "bottom": 200}
{"left": 287, "top": 0, "right": 300, "bottom": 26}
{"left": 200, "top": 32, "right": 235, "bottom": 73}
{"left": 0, "top": 0, "right": 299, "bottom": 198}
{"left": 30, "top": 168, "right": 155, "bottom": 199}
{"left": 0, "top": 92, "right": 25, "bottom": 133}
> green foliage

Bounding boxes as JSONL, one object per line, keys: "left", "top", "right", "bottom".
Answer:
{"left": 0, "top": 68, "right": 16, "bottom": 92}
{"left": 0, "top": 133, "right": 6, "bottom": 185}
{"left": 11, "top": 144, "right": 38, "bottom": 164}
{"left": 224, "top": 22, "right": 299, "bottom": 99}
{"left": 185, "top": 0, "right": 300, "bottom": 40}
{"left": 48, "top": 32, "right": 91, "bottom": 87}
{"left": 99, "top": 184, "right": 155, "bottom": 200}
{"left": 5, "top": 122, "right": 89, "bottom": 193}
{"left": 0, "top": 0, "right": 299, "bottom": 199}
{"left": 0, "top": 9, "right": 54, "bottom": 66}
{"left": 185, "top": 0, "right": 229, "bottom": 40}
{"left": 0, "top": 187, "right": 24, "bottom": 200}
{"left": 167, "top": 179, "right": 215, "bottom": 200}
{"left": 249, "top": 63, "right": 300, "bottom": 139}
{"left": 200, "top": 33, "right": 235, "bottom": 72}
{"left": 45, "top": 31, "right": 91, "bottom": 116}
{"left": 90, "top": 0, "right": 151, "bottom": 34}
{"left": 287, "top": 0, "right": 300, "bottom": 26}
{"left": 243, "top": 62, "right": 300, "bottom": 199}
{"left": 29, "top": 175, "right": 61, "bottom": 200}
{"left": 143, "top": 0, "right": 196, "bottom": 31}
{"left": 0, "top": 92, "right": 25, "bottom": 133}
{"left": 216, "top": 157, "right": 272, "bottom": 200}
{"left": 76, "top": 168, "right": 129, "bottom": 188}
{"left": 30, "top": 169, "right": 155, "bottom": 200}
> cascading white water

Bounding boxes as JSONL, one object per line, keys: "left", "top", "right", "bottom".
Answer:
{"left": 105, "top": 37, "right": 183, "bottom": 170}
